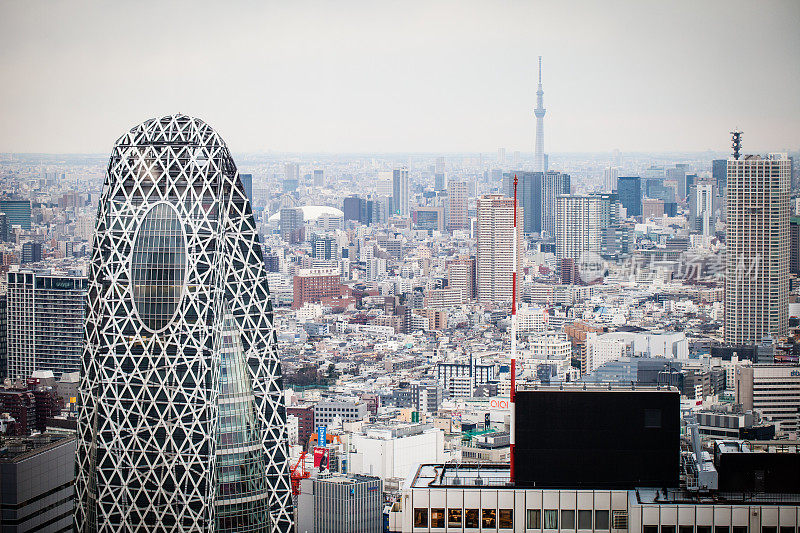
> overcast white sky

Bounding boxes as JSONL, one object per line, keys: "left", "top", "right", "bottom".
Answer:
{"left": 0, "top": 0, "right": 798, "bottom": 154}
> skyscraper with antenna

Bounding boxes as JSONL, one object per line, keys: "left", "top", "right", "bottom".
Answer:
{"left": 534, "top": 56, "right": 546, "bottom": 172}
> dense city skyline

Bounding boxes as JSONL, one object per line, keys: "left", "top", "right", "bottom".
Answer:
{"left": 1, "top": 0, "right": 799, "bottom": 154}
{"left": 2, "top": 2, "right": 800, "bottom": 532}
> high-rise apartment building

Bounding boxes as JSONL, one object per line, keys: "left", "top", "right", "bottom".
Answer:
{"left": 476, "top": 195, "right": 523, "bottom": 305}
{"left": 724, "top": 153, "right": 790, "bottom": 346}
{"left": 617, "top": 176, "right": 642, "bottom": 217}
{"left": 447, "top": 181, "right": 468, "bottom": 232}
{"left": 555, "top": 195, "right": 602, "bottom": 261}
{"left": 0, "top": 294, "right": 6, "bottom": 381}
{"left": 447, "top": 255, "right": 477, "bottom": 302}
{"left": 791, "top": 216, "right": 800, "bottom": 275}
{"left": 541, "top": 172, "right": 571, "bottom": 238}
{"left": 6, "top": 270, "right": 86, "bottom": 381}
{"left": 393, "top": 167, "right": 410, "bottom": 217}
{"left": 74, "top": 115, "right": 293, "bottom": 531}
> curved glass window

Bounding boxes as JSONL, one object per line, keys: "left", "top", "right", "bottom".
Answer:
{"left": 131, "top": 203, "right": 186, "bottom": 331}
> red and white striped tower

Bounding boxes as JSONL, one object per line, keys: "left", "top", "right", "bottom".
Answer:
{"left": 510, "top": 174, "right": 518, "bottom": 485}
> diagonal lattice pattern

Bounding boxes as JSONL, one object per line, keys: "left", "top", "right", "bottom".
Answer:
{"left": 74, "top": 114, "right": 293, "bottom": 532}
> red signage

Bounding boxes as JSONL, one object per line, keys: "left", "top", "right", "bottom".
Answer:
{"left": 489, "top": 398, "right": 509, "bottom": 410}
{"left": 313, "top": 447, "right": 329, "bottom": 469}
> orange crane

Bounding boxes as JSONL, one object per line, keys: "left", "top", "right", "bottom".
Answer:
{"left": 290, "top": 451, "right": 310, "bottom": 496}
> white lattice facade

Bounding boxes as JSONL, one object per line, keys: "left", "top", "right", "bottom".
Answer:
{"left": 74, "top": 115, "right": 293, "bottom": 532}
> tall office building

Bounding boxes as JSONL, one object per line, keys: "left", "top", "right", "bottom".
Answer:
{"left": 603, "top": 167, "right": 619, "bottom": 192}
{"left": 476, "top": 195, "right": 523, "bottom": 305}
{"left": 343, "top": 195, "right": 365, "bottom": 222}
{"left": 0, "top": 199, "right": 32, "bottom": 230}
{"left": 447, "top": 181, "right": 468, "bottom": 231}
{"left": 688, "top": 181, "right": 715, "bottom": 235}
{"left": 392, "top": 167, "right": 410, "bottom": 217}
{"left": 0, "top": 212, "right": 8, "bottom": 241}
{"left": 791, "top": 216, "right": 800, "bottom": 276}
{"left": 617, "top": 176, "right": 642, "bottom": 217}
{"left": 6, "top": 270, "right": 87, "bottom": 381}
{"left": 712, "top": 159, "right": 727, "bottom": 195}
{"left": 284, "top": 161, "right": 300, "bottom": 182}
{"left": 555, "top": 195, "right": 602, "bottom": 261}
{"left": 434, "top": 157, "right": 446, "bottom": 191}
{"left": 313, "top": 169, "right": 324, "bottom": 187}
{"left": 503, "top": 172, "right": 542, "bottom": 234}
{"left": 724, "top": 153, "right": 791, "bottom": 346}
{"left": 541, "top": 171, "right": 571, "bottom": 238}
{"left": 74, "top": 115, "right": 293, "bottom": 532}
{"left": 21, "top": 241, "right": 43, "bottom": 264}
{"left": 534, "top": 56, "right": 546, "bottom": 173}
{"left": 239, "top": 173, "right": 253, "bottom": 203}
{"left": 434, "top": 172, "right": 446, "bottom": 192}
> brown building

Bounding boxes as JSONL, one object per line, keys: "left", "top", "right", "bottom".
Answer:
{"left": 564, "top": 321, "right": 605, "bottom": 375}
{"left": 287, "top": 404, "right": 315, "bottom": 448}
{"left": 292, "top": 267, "right": 344, "bottom": 309}
{"left": 447, "top": 255, "right": 477, "bottom": 302}
{"left": 447, "top": 181, "right": 469, "bottom": 232}
{"left": 642, "top": 197, "right": 665, "bottom": 219}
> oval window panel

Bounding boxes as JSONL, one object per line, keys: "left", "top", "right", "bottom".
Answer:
{"left": 131, "top": 203, "right": 186, "bottom": 331}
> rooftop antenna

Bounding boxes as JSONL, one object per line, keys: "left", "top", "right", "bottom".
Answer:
{"left": 510, "top": 174, "right": 518, "bottom": 486}
{"left": 730, "top": 130, "right": 742, "bottom": 160}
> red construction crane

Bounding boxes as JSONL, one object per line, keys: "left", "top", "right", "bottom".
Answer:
{"left": 290, "top": 451, "right": 310, "bottom": 496}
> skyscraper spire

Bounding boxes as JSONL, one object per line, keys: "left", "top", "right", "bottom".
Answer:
{"left": 534, "top": 56, "right": 546, "bottom": 172}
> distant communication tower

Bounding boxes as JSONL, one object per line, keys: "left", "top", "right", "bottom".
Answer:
{"left": 730, "top": 129, "right": 743, "bottom": 160}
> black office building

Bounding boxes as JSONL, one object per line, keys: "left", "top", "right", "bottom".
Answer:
{"left": 514, "top": 386, "right": 679, "bottom": 489}
{"left": 343, "top": 195, "right": 364, "bottom": 222}
{"left": 21, "top": 242, "right": 42, "bottom": 264}
{"left": 0, "top": 434, "right": 76, "bottom": 532}
{"left": 617, "top": 176, "right": 642, "bottom": 217}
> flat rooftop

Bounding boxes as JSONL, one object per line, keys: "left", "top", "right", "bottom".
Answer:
{"left": 411, "top": 464, "right": 510, "bottom": 488}
{"left": 408, "top": 464, "right": 800, "bottom": 505}
{"left": 0, "top": 434, "right": 75, "bottom": 463}
{"left": 516, "top": 383, "right": 679, "bottom": 393}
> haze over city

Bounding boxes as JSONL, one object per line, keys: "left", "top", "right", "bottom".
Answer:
{"left": 0, "top": 0, "right": 798, "bottom": 154}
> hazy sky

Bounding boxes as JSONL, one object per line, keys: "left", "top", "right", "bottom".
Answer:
{"left": 1, "top": 0, "right": 798, "bottom": 154}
